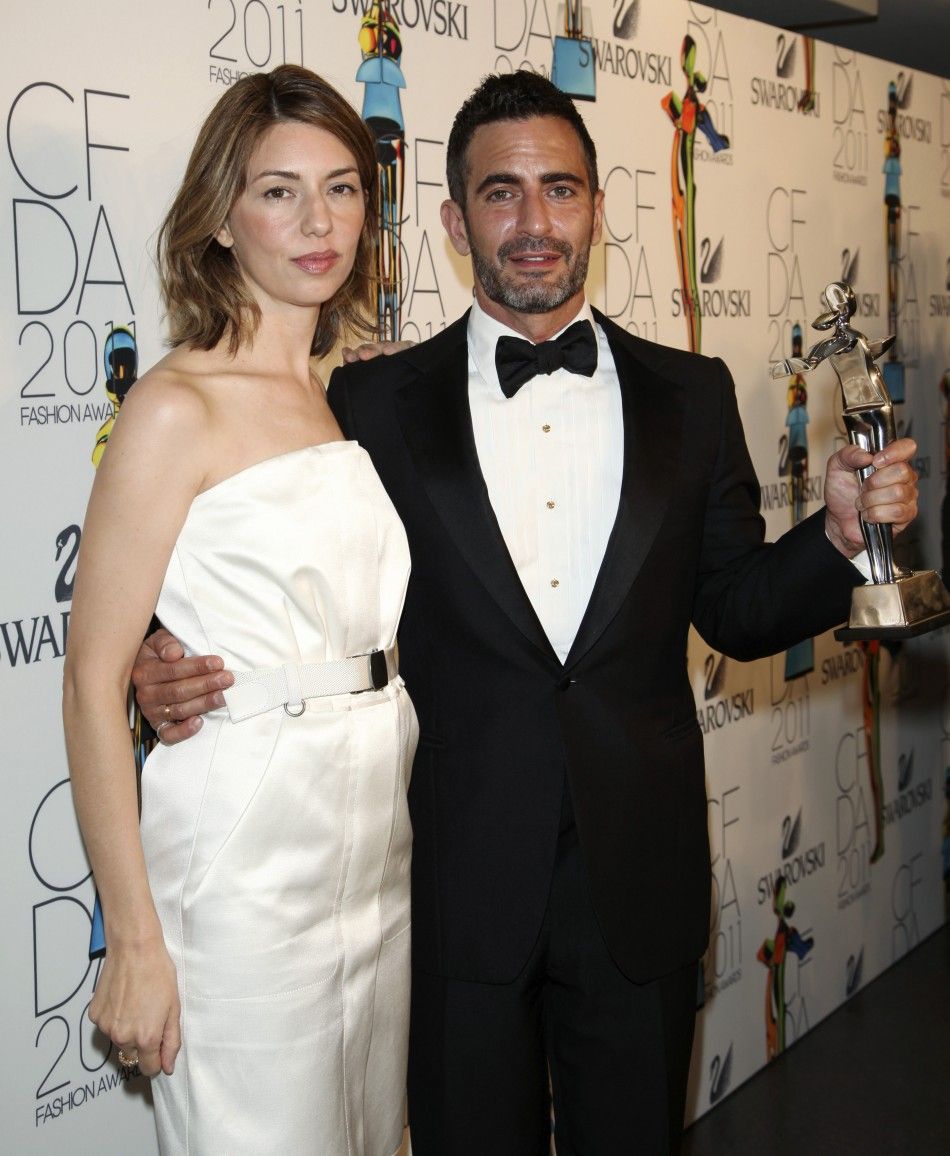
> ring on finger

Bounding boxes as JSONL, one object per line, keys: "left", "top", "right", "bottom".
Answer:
{"left": 162, "top": 703, "right": 173, "bottom": 719}
{"left": 117, "top": 1048, "right": 140, "bottom": 1074}
{"left": 156, "top": 720, "right": 173, "bottom": 743}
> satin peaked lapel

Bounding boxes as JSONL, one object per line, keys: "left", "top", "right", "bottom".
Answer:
{"left": 565, "top": 328, "right": 686, "bottom": 669}
{"left": 395, "top": 337, "right": 559, "bottom": 663}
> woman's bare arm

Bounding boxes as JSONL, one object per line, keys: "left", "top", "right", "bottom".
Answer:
{"left": 63, "top": 371, "right": 208, "bottom": 1076}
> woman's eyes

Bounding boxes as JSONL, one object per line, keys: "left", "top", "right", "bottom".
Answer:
{"left": 261, "top": 183, "right": 358, "bottom": 200}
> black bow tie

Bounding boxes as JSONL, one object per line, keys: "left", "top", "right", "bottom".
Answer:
{"left": 494, "top": 319, "right": 598, "bottom": 398}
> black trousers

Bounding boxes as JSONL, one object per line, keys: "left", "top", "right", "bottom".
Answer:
{"left": 407, "top": 801, "right": 699, "bottom": 1155}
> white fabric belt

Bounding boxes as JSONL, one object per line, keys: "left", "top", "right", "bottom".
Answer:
{"left": 225, "top": 646, "right": 399, "bottom": 722}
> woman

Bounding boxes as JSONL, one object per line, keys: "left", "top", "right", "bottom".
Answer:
{"left": 63, "top": 66, "right": 416, "bottom": 1155}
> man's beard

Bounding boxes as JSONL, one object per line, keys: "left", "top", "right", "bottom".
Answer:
{"left": 469, "top": 234, "right": 591, "bottom": 315}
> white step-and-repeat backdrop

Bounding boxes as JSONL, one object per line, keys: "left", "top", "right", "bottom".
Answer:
{"left": 2, "top": 2, "right": 948, "bottom": 1151}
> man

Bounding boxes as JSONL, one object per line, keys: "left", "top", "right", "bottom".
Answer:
{"left": 135, "top": 73, "right": 918, "bottom": 1153}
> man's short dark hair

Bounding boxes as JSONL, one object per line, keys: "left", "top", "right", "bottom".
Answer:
{"left": 446, "top": 72, "right": 599, "bottom": 208}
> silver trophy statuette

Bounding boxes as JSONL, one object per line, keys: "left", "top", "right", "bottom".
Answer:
{"left": 772, "top": 280, "right": 950, "bottom": 640}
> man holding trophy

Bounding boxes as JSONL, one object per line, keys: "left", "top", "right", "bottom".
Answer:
{"left": 130, "top": 73, "right": 920, "bottom": 1155}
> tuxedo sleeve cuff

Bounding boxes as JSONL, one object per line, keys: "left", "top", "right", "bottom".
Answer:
{"left": 827, "top": 534, "right": 871, "bottom": 583}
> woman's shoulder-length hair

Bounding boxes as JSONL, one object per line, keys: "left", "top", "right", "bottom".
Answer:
{"left": 157, "top": 65, "right": 379, "bottom": 359}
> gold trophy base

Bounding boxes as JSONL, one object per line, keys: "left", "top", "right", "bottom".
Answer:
{"left": 834, "top": 569, "right": 950, "bottom": 641}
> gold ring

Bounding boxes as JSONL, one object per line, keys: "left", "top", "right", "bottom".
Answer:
{"left": 117, "top": 1048, "right": 140, "bottom": 1072}
{"left": 163, "top": 704, "right": 172, "bottom": 719}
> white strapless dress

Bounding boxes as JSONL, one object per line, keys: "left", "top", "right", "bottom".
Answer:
{"left": 139, "top": 442, "right": 416, "bottom": 1156}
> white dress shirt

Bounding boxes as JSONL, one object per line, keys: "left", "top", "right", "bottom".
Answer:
{"left": 467, "top": 298, "right": 624, "bottom": 662}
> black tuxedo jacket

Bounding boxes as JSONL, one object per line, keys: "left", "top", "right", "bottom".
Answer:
{"left": 327, "top": 308, "right": 861, "bottom": 985}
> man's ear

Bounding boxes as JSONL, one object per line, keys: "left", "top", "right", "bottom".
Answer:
{"left": 591, "top": 188, "right": 605, "bottom": 249}
{"left": 440, "top": 199, "right": 470, "bottom": 257}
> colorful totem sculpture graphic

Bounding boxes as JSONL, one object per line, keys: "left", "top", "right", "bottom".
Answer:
{"left": 783, "top": 324, "right": 814, "bottom": 679}
{"left": 859, "top": 638, "right": 886, "bottom": 865}
{"left": 92, "top": 324, "right": 138, "bottom": 467}
{"left": 882, "top": 79, "right": 905, "bottom": 402}
{"left": 662, "top": 35, "right": 730, "bottom": 353}
{"left": 357, "top": 2, "right": 406, "bottom": 342}
{"left": 757, "top": 879, "right": 814, "bottom": 1059}
{"left": 798, "top": 36, "right": 816, "bottom": 113}
{"left": 88, "top": 323, "right": 153, "bottom": 957}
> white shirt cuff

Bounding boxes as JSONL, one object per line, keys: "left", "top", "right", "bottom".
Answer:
{"left": 822, "top": 527, "right": 871, "bottom": 581}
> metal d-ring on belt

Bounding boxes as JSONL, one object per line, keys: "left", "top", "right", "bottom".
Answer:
{"left": 224, "top": 646, "right": 399, "bottom": 723}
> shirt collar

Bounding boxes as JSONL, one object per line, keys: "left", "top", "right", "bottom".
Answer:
{"left": 468, "top": 297, "right": 597, "bottom": 396}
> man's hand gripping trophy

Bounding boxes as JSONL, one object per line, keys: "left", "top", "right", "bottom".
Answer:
{"left": 773, "top": 280, "right": 950, "bottom": 638}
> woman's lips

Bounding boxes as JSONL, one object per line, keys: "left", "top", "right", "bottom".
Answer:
{"left": 292, "top": 251, "right": 340, "bottom": 273}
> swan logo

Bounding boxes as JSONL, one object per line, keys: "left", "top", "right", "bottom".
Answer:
{"left": 883, "top": 748, "right": 933, "bottom": 827}
{"left": 698, "top": 236, "right": 723, "bottom": 284}
{"left": 0, "top": 524, "right": 78, "bottom": 668}
{"left": 845, "top": 947, "right": 864, "bottom": 997}
{"left": 708, "top": 1042, "right": 733, "bottom": 1105}
{"left": 756, "top": 809, "right": 826, "bottom": 906}
{"left": 696, "top": 652, "right": 754, "bottom": 735}
{"left": 612, "top": 0, "right": 639, "bottom": 40}
{"left": 750, "top": 32, "right": 820, "bottom": 117}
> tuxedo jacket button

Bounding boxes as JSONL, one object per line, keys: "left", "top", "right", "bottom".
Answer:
{"left": 556, "top": 677, "right": 574, "bottom": 692}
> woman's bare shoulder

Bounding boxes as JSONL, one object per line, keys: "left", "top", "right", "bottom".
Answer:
{"left": 118, "top": 346, "right": 238, "bottom": 429}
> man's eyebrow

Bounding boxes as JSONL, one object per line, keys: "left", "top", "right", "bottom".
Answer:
{"left": 474, "top": 170, "right": 585, "bottom": 194}
{"left": 539, "top": 171, "right": 585, "bottom": 186}
{"left": 474, "top": 171, "right": 520, "bottom": 195}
